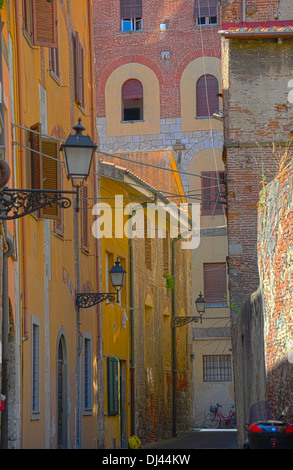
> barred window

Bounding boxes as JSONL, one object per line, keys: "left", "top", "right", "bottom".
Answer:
{"left": 203, "top": 355, "right": 232, "bottom": 382}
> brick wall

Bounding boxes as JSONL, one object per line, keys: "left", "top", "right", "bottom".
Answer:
{"left": 221, "top": 0, "right": 280, "bottom": 24}
{"left": 93, "top": 0, "right": 221, "bottom": 119}
{"left": 223, "top": 36, "right": 293, "bottom": 309}
{"left": 258, "top": 161, "right": 293, "bottom": 417}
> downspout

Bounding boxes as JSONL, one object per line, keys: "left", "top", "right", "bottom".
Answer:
{"left": 1, "top": 223, "right": 14, "bottom": 449}
{"left": 242, "top": 0, "right": 246, "bottom": 23}
{"left": 87, "top": 0, "right": 104, "bottom": 447}
{"left": 15, "top": 0, "right": 29, "bottom": 340}
{"left": 129, "top": 233, "right": 135, "bottom": 436}
{"left": 171, "top": 234, "right": 182, "bottom": 438}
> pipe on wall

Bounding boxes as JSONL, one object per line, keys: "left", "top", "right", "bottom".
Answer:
{"left": 15, "top": 0, "right": 29, "bottom": 341}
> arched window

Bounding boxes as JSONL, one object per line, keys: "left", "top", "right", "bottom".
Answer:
{"left": 122, "top": 79, "right": 143, "bottom": 121}
{"left": 196, "top": 74, "right": 219, "bottom": 118}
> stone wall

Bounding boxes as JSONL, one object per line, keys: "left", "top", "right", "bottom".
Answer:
{"left": 258, "top": 160, "right": 293, "bottom": 418}
{"left": 232, "top": 287, "right": 266, "bottom": 448}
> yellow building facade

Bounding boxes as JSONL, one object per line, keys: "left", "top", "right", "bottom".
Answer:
{"left": 3, "top": 0, "right": 98, "bottom": 448}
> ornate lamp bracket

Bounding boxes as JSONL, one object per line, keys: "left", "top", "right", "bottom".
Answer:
{"left": 75, "top": 292, "right": 118, "bottom": 309}
{"left": 172, "top": 316, "right": 202, "bottom": 327}
{"left": 0, "top": 187, "right": 77, "bottom": 220}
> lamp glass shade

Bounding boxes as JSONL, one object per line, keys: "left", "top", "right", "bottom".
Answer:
{"left": 195, "top": 292, "right": 206, "bottom": 314}
{"left": 61, "top": 119, "right": 96, "bottom": 181}
{"left": 109, "top": 258, "right": 126, "bottom": 291}
{"left": 63, "top": 146, "right": 94, "bottom": 180}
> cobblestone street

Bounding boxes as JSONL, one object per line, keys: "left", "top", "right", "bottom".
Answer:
{"left": 142, "top": 429, "right": 238, "bottom": 449}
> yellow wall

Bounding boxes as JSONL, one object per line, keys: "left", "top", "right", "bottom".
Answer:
{"left": 9, "top": 0, "right": 98, "bottom": 448}
{"left": 99, "top": 176, "right": 131, "bottom": 448}
{"left": 105, "top": 63, "right": 161, "bottom": 137}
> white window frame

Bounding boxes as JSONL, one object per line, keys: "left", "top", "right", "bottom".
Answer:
{"left": 31, "top": 315, "right": 41, "bottom": 419}
{"left": 83, "top": 332, "right": 93, "bottom": 414}
{"left": 121, "top": 17, "right": 142, "bottom": 31}
{"left": 196, "top": 16, "right": 218, "bottom": 25}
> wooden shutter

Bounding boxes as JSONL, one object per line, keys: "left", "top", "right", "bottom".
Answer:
{"left": 30, "top": 123, "right": 41, "bottom": 190}
{"left": 23, "top": 0, "right": 34, "bottom": 43}
{"left": 32, "top": 0, "right": 57, "bottom": 48}
{"left": 201, "top": 171, "right": 224, "bottom": 215}
{"left": 81, "top": 185, "right": 89, "bottom": 251}
{"left": 49, "top": 44, "right": 60, "bottom": 79}
{"left": 196, "top": 74, "right": 219, "bottom": 117}
{"left": 120, "top": 0, "right": 142, "bottom": 19}
{"left": 74, "top": 32, "right": 85, "bottom": 107}
{"left": 204, "top": 263, "right": 227, "bottom": 305}
{"left": 107, "top": 357, "right": 119, "bottom": 415}
{"left": 40, "top": 138, "right": 60, "bottom": 219}
{"left": 194, "top": 0, "right": 218, "bottom": 19}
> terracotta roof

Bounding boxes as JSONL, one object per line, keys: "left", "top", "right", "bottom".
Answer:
{"left": 220, "top": 25, "right": 293, "bottom": 39}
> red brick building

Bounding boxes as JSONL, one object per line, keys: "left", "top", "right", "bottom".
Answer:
{"left": 220, "top": 0, "right": 293, "bottom": 311}
{"left": 220, "top": 0, "right": 293, "bottom": 446}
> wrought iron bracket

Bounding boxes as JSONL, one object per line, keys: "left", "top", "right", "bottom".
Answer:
{"left": 172, "top": 316, "right": 202, "bottom": 327}
{"left": 75, "top": 292, "right": 118, "bottom": 309}
{"left": 0, "top": 187, "right": 77, "bottom": 220}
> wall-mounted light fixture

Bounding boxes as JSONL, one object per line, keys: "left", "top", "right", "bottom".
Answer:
{"left": 172, "top": 292, "right": 206, "bottom": 327}
{"left": 75, "top": 258, "right": 126, "bottom": 308}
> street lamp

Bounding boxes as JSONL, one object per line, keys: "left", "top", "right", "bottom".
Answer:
{"left": 61, "top": 118, "right": 96, "bottom": 184}
{"left": 0, "top": 118, "right": 97, "bottom": 221}
{"left": 75, "top": 258, "right": 126, "bottom": 309}
{"left": 194, "top": 292, "right": 206, "bottom": 323}
{"left": 172, "top": 292, "right": 206, "bottom": 327}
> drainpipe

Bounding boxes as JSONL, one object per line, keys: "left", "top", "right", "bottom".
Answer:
{"left": 1, "top": 223, "right": 14, "bottom": 449}
{"left": 15, "top": 0, "right": 29, "bottom": 341}
{"left": 242, "top": 0, "right": 246, "bottom": 23}
{"left": 129, "top": 235, "right": 135, "bottom": 436}
{"left": 171, "top": 234, "right": 183, "bottom": 437}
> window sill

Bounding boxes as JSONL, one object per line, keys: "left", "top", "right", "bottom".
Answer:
{"left": 195, "top": 116, "right": 213, "bottom": 120}
{"left": 118, "top": 30, "right": 143, "bottom": 34}
{"left": 194, "top": 23, "right": 219, "bottom": 27}
{"left": 206, "top": 303, "right": 228, "bottom": 308}
{"left": 49, "top": 71, "right": 61, "bottom": 86}
{"left": 121, "top": 119, "right": 144, "bottom": 123}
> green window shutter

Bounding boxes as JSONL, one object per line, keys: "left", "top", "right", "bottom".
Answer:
{"left": 107, "top": 357, "right": 119, "bottom": 415}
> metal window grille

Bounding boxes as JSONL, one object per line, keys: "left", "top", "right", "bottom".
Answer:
{"left": 84, "top": 337, "right": 92, "bottom": 410}
{"left": 203, "top": 355, "right": 232, "bottom": 382}
{"left": 32, "top": 322, "right": 40, "bottom": 414}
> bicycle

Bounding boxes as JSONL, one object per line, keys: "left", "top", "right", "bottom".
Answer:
{"left": 204, "top": 403, "right": 237, "bottom": 429}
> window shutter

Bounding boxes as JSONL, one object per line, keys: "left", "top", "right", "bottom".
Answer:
{"left": 122, "top": 79, "right": 143, "bottom": 100}
{"left": 204, "top": 263, "right": 227, "bottom": 305}
{"left": 74, "top": 32, "right": 85, "bottom": 107}
{"left": 40, "top": 138, "right": 60, "bottom": 219}
{"left": 121, "top": 0, "right": 142, "bottom": 19}
{"left": 107, "top": 357, "right": 119, "bottom": 415}
{"left": 30, "top": 123, "right": 41, "bottom": 190}
{"left": 23, "top": 0, "right": 34, "bottom": 43}
{"left": 196, "top": 74, "right": 219, "bottom": 117}
{"left": 49, "top": 44, "right": 60, "bottom": 79}
{"left": 32, "top": 0, "right": 57, "bottom": 48}
{"left": 201, "top": 171, "right": 224, "bottom": 215}
{"left": 81, "top": 185, "right": 89, "bottom": 251}
{"left": 194, "top": 0, "right": 218, "bottom": 19}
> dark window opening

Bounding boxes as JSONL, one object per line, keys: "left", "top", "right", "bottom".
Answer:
{"left": 122, "top": 79, "right": 143, "bottom": 121}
